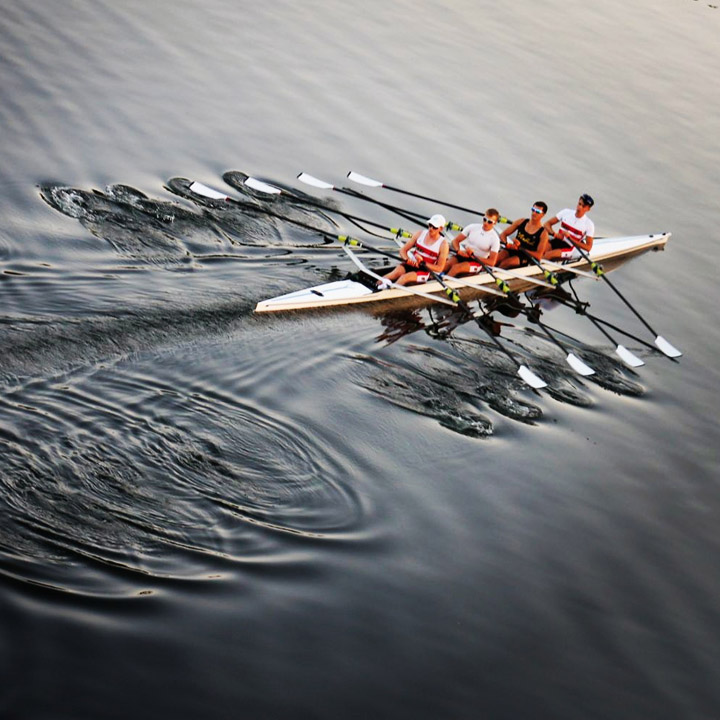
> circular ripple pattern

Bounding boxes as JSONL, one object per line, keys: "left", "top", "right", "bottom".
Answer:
{"left": 0, "top": 358, "right": 364, "bottom": 595}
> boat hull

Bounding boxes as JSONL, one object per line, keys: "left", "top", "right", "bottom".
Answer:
{"left": 255, "top": 233, "right": 670, "bottom": 313}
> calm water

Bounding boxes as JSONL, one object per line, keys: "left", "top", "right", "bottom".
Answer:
{"left": 2, "top": 1, "right": 720, "bottom": 718}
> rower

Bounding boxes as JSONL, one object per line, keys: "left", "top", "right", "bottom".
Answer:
{"left": 497, "top": 201, "right": 551, "bottom": 268}
{"left": 444, "top": 209, "right": 501, "bottom": 277}
{"left": 543, "top": 194, "right": 595, "bottom": 260}
{"left": 377, "top": 214, "right": 449, "bottom": 289}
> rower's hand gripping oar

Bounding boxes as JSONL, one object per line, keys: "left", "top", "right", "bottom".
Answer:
{"left": 563, "top": 237, "right": 681, "bottom": 358}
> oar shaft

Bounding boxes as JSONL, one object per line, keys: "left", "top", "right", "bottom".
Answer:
{"left": 381, "top": 184, "right": 482, "bottom": 216}
{"left": 340, "top": 186, "right": 428, "bottom": 224}
{"left": 567, "top": 239, "right": 661, "bottom": 337}
{"left": 347, "top": 171, "right": 510, "bottom": 223}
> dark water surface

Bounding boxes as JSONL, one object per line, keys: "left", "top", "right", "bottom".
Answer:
{"left": 2, "top": 1, "right": 720, "bottom": 718}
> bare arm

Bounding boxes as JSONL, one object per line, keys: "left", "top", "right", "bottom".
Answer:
{"left": 400, "top": 231, "right": 421, "bottom": 261}
{"left": 451, "top": 233, "right": 467, "bottom": 254}
{"left": 424, "top": 240, "right": 449, "bottom": 273}
{"left": 481, "top": 249, "right": 499, "bottom": 267}
{"left": 499, "top": 218, "right": 523, "bottom": 248}
{"left": 576, "top": 234, "right": 593, "bottom": 252}
{"left": 531, "top": 229, "right": 550, "bottom": 260}
{"left": 543, "top": 216, "right": 559, "bottom": 236}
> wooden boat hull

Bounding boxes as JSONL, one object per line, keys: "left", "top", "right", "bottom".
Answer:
{"left": 255, "top": 233, "right": 670, "bottom": 313}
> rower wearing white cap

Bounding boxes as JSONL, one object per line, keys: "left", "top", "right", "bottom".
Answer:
{"left": 377, "top": 214, "right": 449, "bottom": 289}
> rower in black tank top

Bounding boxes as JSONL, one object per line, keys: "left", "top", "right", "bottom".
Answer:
{"left": 497, "top": 201, "right": 549, "bottom": 269}
{"left": 513, "top": 219, "right": 544, "bottom": 252}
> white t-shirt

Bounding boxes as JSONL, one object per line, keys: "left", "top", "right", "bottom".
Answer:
{"left": 457, "top": 223, "right": 501, "bottom": 260}
{"left": 555, "top": 208, "right": 595, "bottom": 246}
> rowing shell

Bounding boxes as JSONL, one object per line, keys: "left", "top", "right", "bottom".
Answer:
{"left": 255, "top": 233, "right": 670, "bottom": 313}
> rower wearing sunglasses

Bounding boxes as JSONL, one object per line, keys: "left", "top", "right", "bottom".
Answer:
{"left": 543, "top": 194, "right": 595, "bottom": 260}
{"left": 497, "top": 201, "right": 551, "bottom": 268}
{"left": 444, "top": 209, "right": 501, "bottom": 277}
{"left": 376, "top": 214, "right": 450, "bottom": 289}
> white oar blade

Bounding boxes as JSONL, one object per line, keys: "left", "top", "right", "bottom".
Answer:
{"left": 566, "top": 352, "right": 595, "bottom": 376}
{"left": 616, "top": 344, "right": 644, "bottom": 368}
{"left": 245, "top": 177, "right": 282, "bottom": 195}
{"left": 297, "top": 173, "right": 333, "bottom": 190}
{"left": 188, "top": 182, "right": 229, "bottom": 200}
{"left": 347, "top": 171, "right": 383, "bottom": 187}
{"left": 655, "top": 335, "right": 682, "bottom": 358}
{"left": 518, "top": 365, "right": 547, "bottom": 389}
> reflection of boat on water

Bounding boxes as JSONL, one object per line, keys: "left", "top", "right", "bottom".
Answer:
{"left": 255, "top": 233, "right": 670, "bottom": 313}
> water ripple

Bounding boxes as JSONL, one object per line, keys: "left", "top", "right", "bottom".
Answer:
{"left": 0, "top": 357, "right": 366, "bottom": 595}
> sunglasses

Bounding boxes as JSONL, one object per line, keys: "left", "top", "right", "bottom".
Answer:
{"left": 427, "top": 224, "right": 441, "bottom": 230}
{"left": 483, "top": 217, "right": 497, "bottom": 225}
{"left": 531, "top": 207, "right": 544, "bottom": 214}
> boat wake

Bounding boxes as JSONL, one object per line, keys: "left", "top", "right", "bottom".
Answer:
{"left": 38, "top": 176, "right": 342, "bottom": 270}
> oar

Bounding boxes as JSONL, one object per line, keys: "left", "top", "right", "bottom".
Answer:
{"left": 340, "top": 245, "right": 462, "bottom": 309}
{"left": 563, "top": 238, "right": 681, "bottom": 357}
{"left": 187, "top": 179, "right": 505, "bottom": 301}
{"left": 187, "top": 179, "right": 416, "bottom": 243}
{"left": 572, "top": 305, "right": 644, "bottom": 367}
{"left": 505, "top": 245, "right": 648, "bottom": 367}
{"left": 480, "top": 260, "right": 596, "bottom": 376}
{"left": 298, "top": 174, "right": 588, "bottom": 378}
{"left": 341, "top": 237, "right": 546, "bottom": 389}
{"left": 346, "top": 171, "right": 511, "bottom": 224}
{"left": 298, "top": 173, "right": 465, "bottom": 232}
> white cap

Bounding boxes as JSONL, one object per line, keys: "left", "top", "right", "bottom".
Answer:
{"left": 427, "top": 214, "right": 446, "bottom": 229}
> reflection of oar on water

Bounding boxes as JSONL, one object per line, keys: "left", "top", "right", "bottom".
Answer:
{"left": 563, "top": 237, "right": 681, "bottom": 358}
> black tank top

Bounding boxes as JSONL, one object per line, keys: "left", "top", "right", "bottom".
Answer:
{"left": 513, "top": 219, "right": 544, "bottom": 251}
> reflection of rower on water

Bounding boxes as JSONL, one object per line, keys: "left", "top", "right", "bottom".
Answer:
{"left": 444, "top": 209, "right": 501, "bottom": 277}
{"left": 376, "top": 214, "right": 449, "bottom": 290}
{"left": 497, "top": 201, "right": 551, "bottom": 268}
